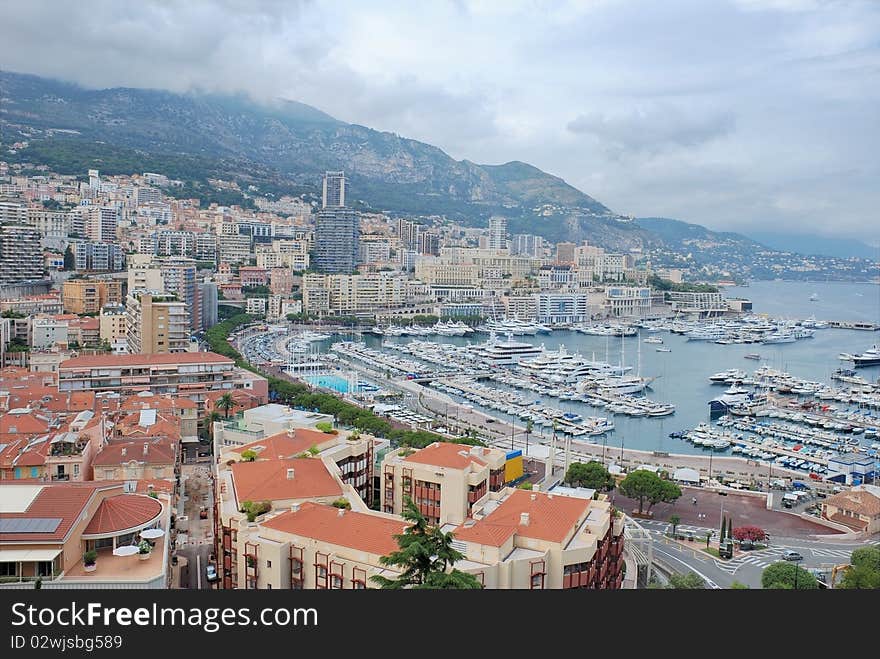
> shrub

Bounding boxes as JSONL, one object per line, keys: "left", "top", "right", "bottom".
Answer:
{"left": 138, "top": 540, "right": 152, "bottom": 555}
{"left": 331, "top": 498, "right": 351, "bottom": 510}
{"left": 83, "top": 550, "right": 98, "bottom": 566}
{"left": 315, "top": 421, "right": 336, "bottom": 434}
{"left": 240, "top": 449, "right": 258, "bottom": 462}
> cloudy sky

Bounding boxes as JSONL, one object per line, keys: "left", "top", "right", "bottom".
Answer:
{"left": 2, "top": 0, "right": 878, "bottom": 242}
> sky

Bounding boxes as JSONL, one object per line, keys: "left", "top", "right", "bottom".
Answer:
{"left": 1, "top": 0, "right": 878, "bottom": 243}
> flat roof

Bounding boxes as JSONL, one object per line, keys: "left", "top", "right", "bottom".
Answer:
{"left": 60, "top": 352, "right": 232, "bottom": 369}
{"left": 0, "top": 484, "right": 44, "bottom": 513}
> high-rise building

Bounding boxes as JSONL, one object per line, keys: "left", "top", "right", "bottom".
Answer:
{"left": 200, "top": 282, "right": 218, "bottom": 330}
{"left": 160, "top": 258, "right": 199, "bottom": 331}
{"left": 125, "top": 291, "right": 190, "bottom": 354}
{"left": 314, "top": 208, "right": 359, "bottom": 274}
{"left": 322, "top": 171, "right": 346, "bottom": 209}
{"left": 418, "top": 231, "right": 441, "bottom": 256}
{"left": 487, "top": 216, "right": 508, "bottom": 251}
{"left": 0, "top": 223, "right": 43, "bottom": 284}
{"left": 85, "top": 207, "right": 119, "bottom": 242}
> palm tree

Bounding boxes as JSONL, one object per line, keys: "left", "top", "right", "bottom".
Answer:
{"left": 525, "top": 419, "right": 533, "bottom": 455}
{"left": 206, "top": 411, "right": 222, "bottom": 440}
{"left": 217, "top": 393, "right": 236, "bottom": 419}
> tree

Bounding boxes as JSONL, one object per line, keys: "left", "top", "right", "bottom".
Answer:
{"left": 240, "top": 449, "right": 258, "bottom": 462}
{"left": 727, "top": 518, "right": 733, "bottom": 542}
{"left": 525, "top": 419, "right": 533, "bottom": 453}
{"left": 761, "top": 562, "right": 818, "bottom": 590}
{"left": 371, "top": 497, "right": 482, "bottom": 590}
{"left": 565, "top": 461, "right": 615, "bottom": 491}
{"left": 669, "top": 514, "right": 681, "bottom": 538}
{"left": 720, "top": 516, "right": 727, "bottom": 541}
{"left": 63, "top": 244, "right": 75, "bottom": 270}
{"left": 618, "top": 470, "right": 682, "bottom": 514}
{"left": 730, "top": 581, "right": 750, "bottom": 589}
{"left": 666, "top": 572, "right": 706, "bottom": 589}
{"left": 732, "top": 526, "right": 766, "bottom": 543}
{"left": 217, "top": 393, "right": 236, "bottom": 419}
{"left": 206, "top": 411, "right": 222, "bottom": 440}
{"left": 838, "top": 546, "right": 880, "bottom": 590}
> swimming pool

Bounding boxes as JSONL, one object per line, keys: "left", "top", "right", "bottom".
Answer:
{"left": 306, "top": 375, "right": 353, "bottom": 393}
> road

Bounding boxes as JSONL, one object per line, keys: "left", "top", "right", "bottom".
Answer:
{"left": 174, "top": 464, "right": 217, "bottom": 589}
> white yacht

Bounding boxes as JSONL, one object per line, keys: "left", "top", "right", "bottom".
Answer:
{"left": 469, "top": 333, "right": 544, "bottom": 365}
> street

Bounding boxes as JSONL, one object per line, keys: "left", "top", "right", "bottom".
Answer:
{"left": 174, "top": 463, "right": 216, "bottom": 590}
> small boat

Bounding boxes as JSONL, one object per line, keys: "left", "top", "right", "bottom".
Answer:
{"left": 809, "top": 293, "right": 819, "bottom": 302}
{"left": 744, "top": 353, "right": 761, "bottom": 360}
{"left": 656, "top": 347, "right": 671, "bottom": 353}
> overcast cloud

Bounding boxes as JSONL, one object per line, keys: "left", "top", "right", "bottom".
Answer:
{"left": 1, "top": 0, "right": 878, "bottom": 242}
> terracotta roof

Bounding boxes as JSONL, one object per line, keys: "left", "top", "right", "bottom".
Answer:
{"left": 0, "top": 410, "right": 53, "bottom": 436}
{"left": 83, "top": 494, "right": 163, "bottom": 535}
{"left": 0, "top": 482, "right": 117, "bottom": 542}
{"left": 824, "top": 489, "right": 880, "bottom": 518}
{"left": 60, "top": 352, "right": 233, "bottom": 369}
{"left": 12, "top": 438, "right": 51, "bottom": 467}
{"left": 261, "top": 503, "right": 406, "bottom": 555}
{"left": 402, "top": 442, "right": 489, "bottom": 470}
{"left": 0, "top": 440, "right": 25, "bottom": 469}
{"left": 456, "top": 490, "right": 591, "bottom": 545}
{"left": 92, "top": 439, "right": 176, "bottom": 467}
{"left": 231, "top": 458, "right": 342, "bottom": 505}
{"left": 115, "top": 412, "right": 181, "bottom": 441}
{"left": 230, "top": 429, "right": 335, "bottom": 459}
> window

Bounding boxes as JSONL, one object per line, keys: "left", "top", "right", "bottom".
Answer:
{"left": 266, "top": 560, "right": 271, "bottom": 568}
{"left": 0, "top": 562, "right": 17, "bottom": 577}
{"left": 530, "top": 573, "right": 544, "bottom": 589}
{"left": 73, "top": 464, "right": 80, "bottom": 476}
{"left": 330, "top": 575, "right": 343, "bottom": 589}
{"left": 352, "top": 580, "right": 366, "bottom": 590}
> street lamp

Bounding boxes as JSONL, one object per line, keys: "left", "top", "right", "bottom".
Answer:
{"left": 793, "top": 556, "right": 803, "bottom": 590}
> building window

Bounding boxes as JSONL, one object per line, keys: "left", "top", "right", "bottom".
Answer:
{"left": 266, "top": 560, "right": 271, "bottom": 568}
{"left": 530, "top": 573, "right": 544, "bottom": 589}
{"left": 351, "top": 580, "right": 366, "bottom": 590}
{"left": 0, "top": 562, "right": 17, "bottom": 577}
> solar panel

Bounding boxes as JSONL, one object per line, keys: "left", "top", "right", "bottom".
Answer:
{"left": 0, "top": 518, "right": 62, "bottom": 533}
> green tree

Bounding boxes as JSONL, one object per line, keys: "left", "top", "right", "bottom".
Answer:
{"left": 63, "top": 244, "right": 75, "bottom": 270}
{"left": 669, "top": 514, "right": 681, "bottom": 538}
{"left": 240, "top": 449, "right": 258, "bottom": 462}
{"left": 564, "top": 461, "right": 615, "bottom": 491}
{"left": 730, "top": 581, "right": 750, "bottom": 589}
{"left": 371, "top": 497, "right": 482, "bottom": 590}
{"left": 666, "top": 572, "right": 706, "bottom": 589}
{"left": 217, "top": 393, "right": 236, "bottom": 419}
{"left": 524, "top": 418, "right": 533, "bottom": 453}
{"left": 838, "top": 546, "right": 880, "bottom": 589}
{"left": 618, "top": 470, "right": 682, "bottom": 514}
{"left": 761, "top": 562, "right": 818, "bottom": 590}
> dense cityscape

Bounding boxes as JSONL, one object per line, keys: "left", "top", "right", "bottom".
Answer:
{"left": 1, "top": 161, "right": 878, "bottom": 595}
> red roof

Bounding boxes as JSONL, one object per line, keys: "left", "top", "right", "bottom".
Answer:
{"left": 231, "top": 458, "right": 342, "bottom": 504}
{"left": 261, "top": 503, "right": 406, "bottom": 555}
{"left": 0, "top": 482, "right": 117, "bottom": 542}
{"left": 455, "top": 490, "right": 591, "bottom": 545}
{"left": 230, "top": 429, "right": 335, "bottom": 459}
{"left": 92, "top": 439, "right": 176, "bottom": 467}
{"left": 403, "top": 442, "right": 489, "bottom": 470}
{"left": 60, "top": 352, "right": 232, "bottom": 369}
{"left": 0, "top": 409, "right": 53, "bottom": 436}
{"left": 119, "top": 393, "right": 197, "bottom": 411}
{"left": 83, "top": 494, "right": 163, "bottom": 535}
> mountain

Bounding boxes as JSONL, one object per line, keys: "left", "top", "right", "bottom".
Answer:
{"left": 745, "top": 231, "right": 880, "bottom": 260}
{"left": 0, "top": 71, "right": 610, "bottom": 231}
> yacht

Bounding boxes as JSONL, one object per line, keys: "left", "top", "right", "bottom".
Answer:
{"left": 709, "top": 385, "right": 753, "bottom": 416}
{"left": 849, "top": 346, "right": 880, "bottom": 368}
{"left": 744, "top": 353, "right": 761, "bottom": 360}
{"left": 469, "top": 333, "right": 543, "bottom": 365}
{"left": 809, "top": 292, "right": 819, "bottom": 302}
{"left": 643, "top": 336, "right": 663, "bottom": 344}
{"left": 656, "top": 347, "right": 671, "bottom": 353}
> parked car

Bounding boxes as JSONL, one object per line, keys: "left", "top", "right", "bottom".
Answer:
{"left": 205, "top": 563, "right": 219, "bottom": 583}
{"left": 782, "top": 550, "right": 803, "bottom": 561}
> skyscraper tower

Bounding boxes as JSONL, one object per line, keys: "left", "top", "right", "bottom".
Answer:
{"left": 315, "top": 171, "right": 359, "bottom": 273}
{"left": 322, "top": 171, "right": 346, "bottom": 208}
{"left": 488, "top": 216, "right": 508, "bottom": 251}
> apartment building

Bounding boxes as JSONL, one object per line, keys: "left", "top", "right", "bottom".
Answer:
{"left": 555, "top": 241, "right": 576, "bottom": 264}
{"left": 667, "top": 291, "right": 727, "bottom": 314}
{"left": 91, "top": 438, "right": 177, "bottom": 482}
{"left": 125, "top": 292, "right": 190, "bottom": 354}
{"left": 217, "top": 234, "right": 253, "bottom": 265}
{"left": 127, "top": 257, "right": 164, "bottom": 291}
{"left": 159, "top": 258, "right": 199, "bottom": 331}
{"left": 99, "top": 304, "right": 128, "bottom": 354}
{"left": 536, "top": 292, "right": 590, "bottom": 324}
{"left": 314, "top": 207, "right": 359, "bottom": 274}
{"left": 62, "top": 278, "right": 123, "bottom": 315}
{"left": 381, "top": 443, "right": 508, "bottom": 526}
{"left": 0, "top": 223, "right": 43, "bottom": 284}
{"left": 85, "top": 206, "right": 119, "bottom": 243}
{"left": 30, "top": 316, "right": 69, "bottom": 350}
{"left": 254, "top": 240, "right": 309, "bottom": 271}
{"left": 74, "top": 241, "right": 124, "bottom": 272}
{"left": 25, "top": 208, "right": 70, "bottom": 239}
{"left": 57, "top": 352, "right": 268, "bottom": 415}
{"left": 268, "top": 267, "right": 294, "bottom": 295}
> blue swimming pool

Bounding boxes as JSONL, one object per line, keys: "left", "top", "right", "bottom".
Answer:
{"left": 306, "top": 375, "right": 352, "bottom": 393}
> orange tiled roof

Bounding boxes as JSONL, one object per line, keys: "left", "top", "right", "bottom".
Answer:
{"left": 261, "top": 502, "right": 406, "bottom": 555}
{"left": 231, "top": 458, "right": 342, "bottom": 505}
{"left": 83, "top": 494, "right": 163, "bottom": 535}
{"left": 824, "top": 489, "right": 880, "bottom": 518}
{"left": 402, "top": 442, "right": 489, "bottom": 470}
{"left": 60, "top": 352, "right": 233, "bottom": 369}
{"left": 230, "top": 429, "right": 336, "bottom": 460}
{"left": 135, "top": 479, "right": 174, "bottom": 496}
{"left": 119, "top": 393, "right": 197, "bottom": 411}
{"left": 456, "top": 490, "right": 591, "bottom": 545}
{"left": 92, "top": 439, "right": 175, "bottom": 467}
{"left": 0, "top": 482, "right": 118, "bottom": 542}
{"left": 0, "top": 409, "right": 53, "bottom": 435}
